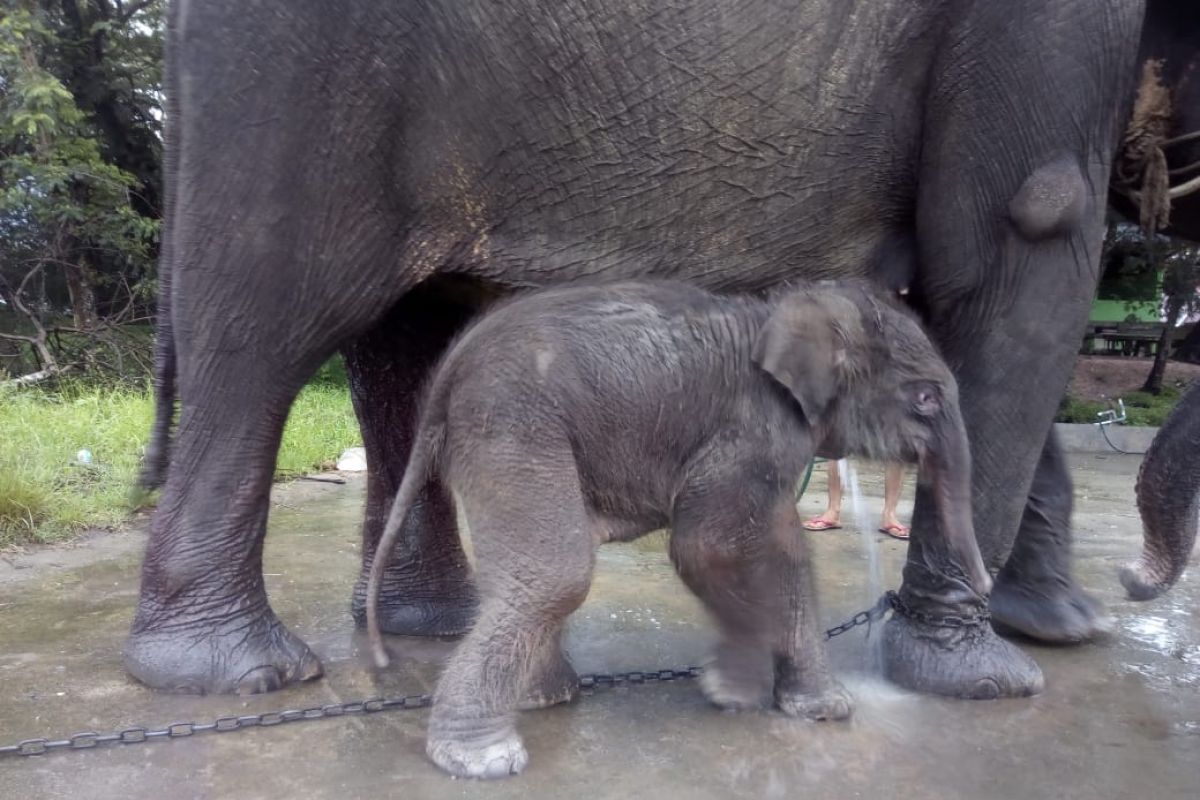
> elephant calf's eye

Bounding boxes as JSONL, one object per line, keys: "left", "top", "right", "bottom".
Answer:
{"left": 908, "top": 382, "right": 942, "bottom": 417}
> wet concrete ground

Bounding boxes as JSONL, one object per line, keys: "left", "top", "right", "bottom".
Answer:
{"left": 1, "top": 455, "right": 1197, "bottom": 799}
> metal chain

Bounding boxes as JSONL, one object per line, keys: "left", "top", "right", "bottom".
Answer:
{"left": 887, "top": 590, "right": 991, "bottom": 629}
{"left": 822, "top": 590, "right": 898, "bottom": 638}
{"left": 0, "top": 693, "right": 435, "bottom": 758}
{"left": 1, "top": 595, "right": 912, "bottom": 760}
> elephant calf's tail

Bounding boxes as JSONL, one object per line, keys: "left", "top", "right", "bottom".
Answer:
{"left": 367, "top": 422, "right": 445, "bottom": 669}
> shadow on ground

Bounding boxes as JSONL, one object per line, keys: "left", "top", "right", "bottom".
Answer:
{"left": 0, "top": 456, "right": 1196, "bottom": 799}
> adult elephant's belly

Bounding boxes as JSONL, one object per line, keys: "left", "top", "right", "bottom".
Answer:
{"left": 388, "top": 0, "right": 928, "bottom": 292}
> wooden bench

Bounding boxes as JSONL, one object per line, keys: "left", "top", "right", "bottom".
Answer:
{"left": 1081, "top": 321, "right": 1165, "bottom": 357}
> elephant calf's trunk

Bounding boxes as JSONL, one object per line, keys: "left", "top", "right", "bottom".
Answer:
{"left": 1123, "top": 381, "right": 1200, "bottom": 600}
{"left": 927, "top": 415, "right": 992, "bottom": 598}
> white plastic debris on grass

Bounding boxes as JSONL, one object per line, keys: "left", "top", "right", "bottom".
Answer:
{"left": 336, "top": 447, "right": 368, "bottom": 472}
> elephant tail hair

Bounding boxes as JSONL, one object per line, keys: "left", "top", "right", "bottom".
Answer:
{"left": 366, "top": 418, "right": 446, "bottom": 669}
{"left": 134, "top": 283, "right": 177, "bottom": 498}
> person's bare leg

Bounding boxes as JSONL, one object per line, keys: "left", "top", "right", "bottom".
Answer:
{"left": 880, "top": 463, "right": 907, "bottom": 532}
{"left": 804, "top": 461, "right": 843, "bottom": 530}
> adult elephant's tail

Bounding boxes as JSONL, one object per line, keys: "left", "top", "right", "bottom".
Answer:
{"left": 137, "top": 308, "right": 175, "bottom": 492}
{"left": 1121, "top": 379, "right": 1200, "bottom": 600}
{"left": 136, "top": 16, "right": 180, "bottom": 496}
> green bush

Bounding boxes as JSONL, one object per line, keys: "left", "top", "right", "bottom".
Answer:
{"left": 0, "top": 377, "right": 359, "bottom": 547}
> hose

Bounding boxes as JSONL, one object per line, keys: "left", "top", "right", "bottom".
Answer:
{"left": 1098, "top": 422, "right": 1147, "bottom": 456}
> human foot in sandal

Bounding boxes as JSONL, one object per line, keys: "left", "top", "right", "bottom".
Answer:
{"left": 803, "top": 516, "right": 842, "bottom": 531}
{"left": 878, "top": 523, "right": 910, "bottom": 540}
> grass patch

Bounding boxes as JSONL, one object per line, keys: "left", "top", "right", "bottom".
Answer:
{"left": 276, "top": 383, "right": 361, "bottom": 478}
{"left": 1055, "top": 395, "right": 1111, "bottom": 425}
{"left": 1055, "top": 385, "right": 1183, "bottom": 427}
{"left": 1117, "top": 386, "right": 1183, "bottom": 427}
{"left": 0, "top": 367, "right": 359, "bottom": 548}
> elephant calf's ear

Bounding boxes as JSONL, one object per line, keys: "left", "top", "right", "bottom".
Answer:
{"left": 752, "top": 300, "right": 843, "bottom": 425}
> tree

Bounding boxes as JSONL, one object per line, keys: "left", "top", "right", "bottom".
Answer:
{"left": 0, "top": 1, "right": 162, "bottom": 383}
{"left": 1141, "top": 237, "right": 1200, "bottom": 393}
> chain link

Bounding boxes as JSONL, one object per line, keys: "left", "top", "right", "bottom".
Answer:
{"left": 0, "top": 594, "right": 917, "bottom": 761}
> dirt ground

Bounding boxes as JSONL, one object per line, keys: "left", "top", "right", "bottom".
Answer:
{"left": 1069, "top": 355, "right": 1200, "bottom": 401}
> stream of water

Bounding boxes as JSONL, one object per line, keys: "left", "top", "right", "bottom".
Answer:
{"left": 840, "top": 459, "right": 885, "bottom": 673}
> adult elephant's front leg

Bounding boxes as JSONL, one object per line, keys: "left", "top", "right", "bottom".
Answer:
{"left": 880, "top": 2, "right": 1135, "bottom": 699}
{"left": 989, "top": 431, "right": 1110, "bottom": 643}
{"left": 125, "top": 390, "right": 326, "bottom": 694}
{"left": 345, "top": 285, "right": 479, "bottom": 636}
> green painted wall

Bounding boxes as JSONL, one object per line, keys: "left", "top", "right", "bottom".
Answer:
{"left": 1089, "top": 298, "right": 1161, "bottom": 323}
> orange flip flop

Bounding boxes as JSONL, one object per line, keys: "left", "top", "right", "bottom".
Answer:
{"left": 879, "top": 523, "right": 910, "bottom": 540}
{"left": 803, "top": 517, "right": 843, "bottom": 531}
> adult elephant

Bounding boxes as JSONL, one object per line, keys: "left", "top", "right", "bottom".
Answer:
{"left": 129, "top": 0, "right": 1200, "bottom": 698}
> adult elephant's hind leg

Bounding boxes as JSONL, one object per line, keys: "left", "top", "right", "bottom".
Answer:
{"left": 345, "top": 285, "right": 480, "bottom": 636}
{"left": 989, "top": 431, "right": 1110, "bottom": 642}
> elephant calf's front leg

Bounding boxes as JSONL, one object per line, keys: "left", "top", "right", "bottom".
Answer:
{"left": 768, "top": 502, "right": 852, "bottom": 721}
{"left": 672, "top": 483, "right": 851, "bottom": 720}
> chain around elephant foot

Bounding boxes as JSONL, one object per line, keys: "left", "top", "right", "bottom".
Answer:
{"left": 988, "top": 571, "right": 1112, "bottom": 644}
{"left": 880, "top": 592, "right": 1044, "bottom": 699}
{"left": 124, "top": 605, "right": 323, "bottom": 695}
{"left": 351, "top": 559, "right": 478, "bottom": 637}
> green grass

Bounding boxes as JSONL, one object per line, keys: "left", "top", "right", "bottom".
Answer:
{"left": 1055, "top": 395, "right": 1111, "bottom": 425}
{"left": 1055, "top": 385, "right": 1183, "bottom": 426}
{"left": 1115, "top": 386, "right": 1183, "bottom": 427}
{"left": 0, "top": 370, "right": 360, "bottom": 547}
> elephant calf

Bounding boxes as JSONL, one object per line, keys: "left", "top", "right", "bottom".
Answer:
{"left": 367, "top": 279, "right": 989, "bottom": 779}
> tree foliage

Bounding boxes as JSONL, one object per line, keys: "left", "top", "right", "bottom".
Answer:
{"left": 0, "top": 1, "right": 163, "bottom": 383}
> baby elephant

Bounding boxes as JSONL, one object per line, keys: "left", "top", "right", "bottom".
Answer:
{"left": 367, "top": 279, "right": 989, "bottom": 779}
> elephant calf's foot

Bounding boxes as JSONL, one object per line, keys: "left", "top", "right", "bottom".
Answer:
{"left": 989, "top": 573, "right": 1112, "bottom": 644}
{"left": 518, "top": 652, "right": 579, "bottom": 710}
{"left": 427, "top": 730, "right": 529, "bottom": 779}
{"left": 699, "top": 648, "right": 773, "bottom": 711}
{"left": 124, "top": 610, "right": 323, "bottom": 695}
{"left": 775, "top": 681, "right": 853, "bottom": 721}
{"left": 881, "top": 612, "right": 1044, "bottom": 699}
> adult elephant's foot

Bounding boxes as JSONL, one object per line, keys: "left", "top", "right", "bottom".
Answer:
{"left": 881, "top": 601, "right": 1044, "bottom": 699}
{"left": 989, "top": 572, "right": 1112, "bottom": 644}
{"left": 350, "top": 564, "right": 477, "bottom": 637}
{"left": 124, "top": 607, "right": 323, "bottom": 695}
